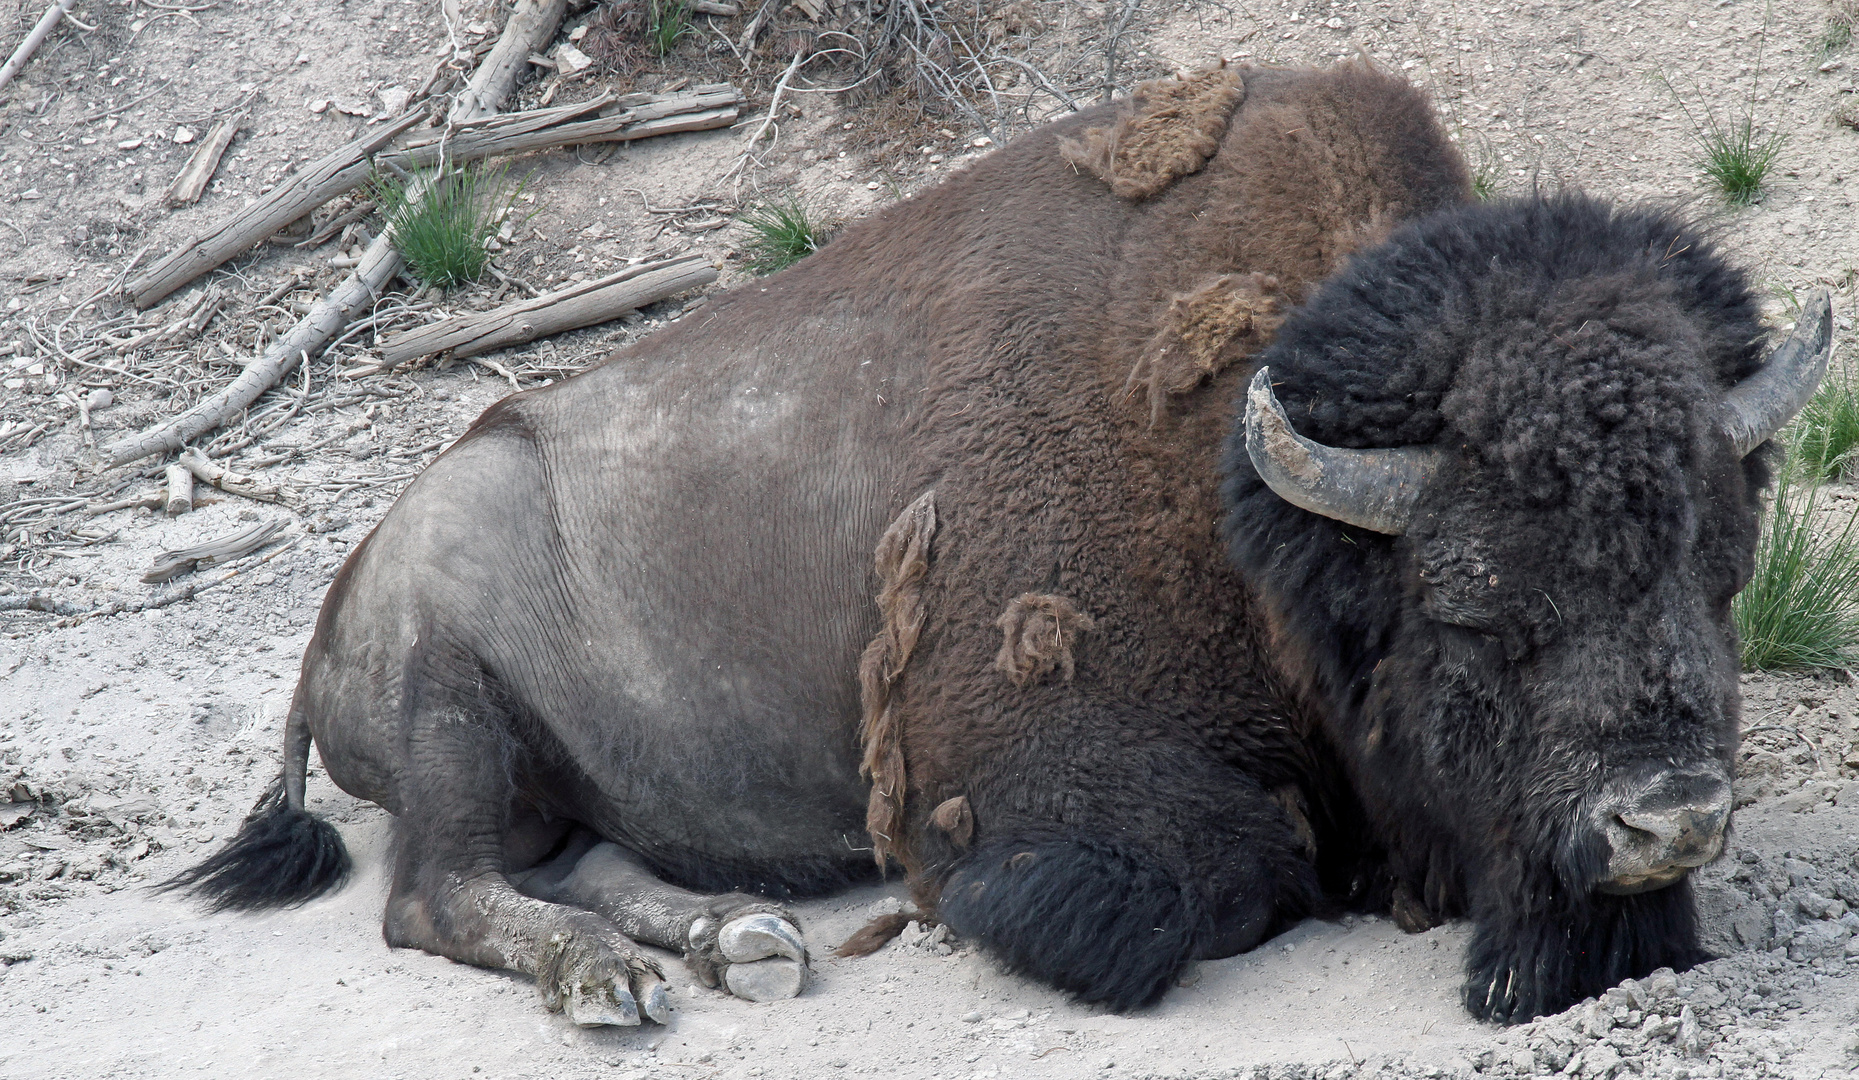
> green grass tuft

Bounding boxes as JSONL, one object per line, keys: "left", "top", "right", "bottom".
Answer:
{"left": 646, "top": 0, "right": 692, "bottom": 57}
{"left": 1693, "top": 115, "right": 1786, "bottom": 207}
{"left": 1734, "top": 474, "right": 1859, "bottom": 671}
{"left": 1788, "top": 365, "right": 1859, "bottom": 482}
{"left": 738, "top": 197, "right": 827, "bottom": 275}
{"left": 372, "top": 163, "right": 524, "bottom": 292}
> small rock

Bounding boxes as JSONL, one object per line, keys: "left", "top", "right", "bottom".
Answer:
{"left": 86, "top": 388, "right": 113, "bottom": 411}
{"left": 173, "top": 126, "right": 196, "bottom": 144}
{"left": 378, "top": 86, "right": 411, "bottom": 116}
{"left": 309, "top": 99, "right": 330, "bottom": 114}
{"left": 960, "top": 1010, "right": 983, "bottom": 1023}
{"left": 1679, "top": 1004, "right": 1701, "bottom": 1056}
{"left": 117, "top": 138, "right": 143, "bottom": 150}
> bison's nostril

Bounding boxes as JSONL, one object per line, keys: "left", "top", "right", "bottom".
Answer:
{"left": 1598, "top": 771, "right": 1732, "bottom": 892}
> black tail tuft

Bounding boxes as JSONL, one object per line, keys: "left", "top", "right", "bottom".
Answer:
{"left": 938, "top": 836, "right": 1208, "bottom": 1011}
{"left": 158, "top": 779, "right": 351, "bottom": 911}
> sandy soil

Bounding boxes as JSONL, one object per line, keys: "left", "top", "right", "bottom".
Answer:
{"left": 3, "top": 0, "right": 1859, "bottom": 1077}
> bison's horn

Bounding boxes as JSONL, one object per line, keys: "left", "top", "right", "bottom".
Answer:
{"left": 1244, "top": 367, "right": 1441, "bottom": 536}
{"left": 1724, "top": 289, "right": 1835, "bottom": 458}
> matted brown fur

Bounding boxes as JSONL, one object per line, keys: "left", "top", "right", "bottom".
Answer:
{"left": 1060, "top": 66, "right": 1246, "bottom": 200}
{"left": 857, "top": 490, "right": 938, "bottom": 867}
{"left": 1126, "top": 271, "right": 1286, "bottom": 423}
{"left": 993, "top": 592, "right": 1096, "bottom": 686}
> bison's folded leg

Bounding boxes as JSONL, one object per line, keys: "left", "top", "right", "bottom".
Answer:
{"left": 515, "top": 836, "right": 810, "bottom": 1002}
{"left": 377, "top": 696, "right": 670, "bottom": 1026}
{"left": 1462, "top": 878, "right": 1708, "bottom": 1024}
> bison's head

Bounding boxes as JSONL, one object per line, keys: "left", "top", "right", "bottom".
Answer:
{"left": 1223, "top": 197, "right": 1831, "bottom": 921}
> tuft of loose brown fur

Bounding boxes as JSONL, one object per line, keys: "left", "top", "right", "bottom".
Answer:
{"left": 994, "top": 593, "right": 1096, "bottom": 687}
{"left": 834, "top": 911, "right": 917, "bottom": 957}
{"left": 1126, "top": 271, "right": 1285, "bottom": 423}
{"left": 1060, "top": 67, "right": 1247, "bottom": 200}
{"left": 858, "top": 490, "right": 938, "bottom": 867}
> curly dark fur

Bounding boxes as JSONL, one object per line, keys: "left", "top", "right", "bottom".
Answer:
{"left": 1222, "top": 194, "right": 1765, "bottom": 1020}
{"left": 158, "top": 780, "right": 351, "bottom": 911}
{"left": 938, "top": 837, "right": 1210, "bottom": 1010}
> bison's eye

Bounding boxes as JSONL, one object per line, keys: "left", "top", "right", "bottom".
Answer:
{"left": 1417, "top": 540, "right": 1508, "bottom": 632}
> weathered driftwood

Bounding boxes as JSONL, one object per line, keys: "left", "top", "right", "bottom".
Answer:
{"left": 128, "top": 112, "right": 423, "bottom": 310}
{"left": 162, "top": 464, "right": 193, "bottom": 516}
{"left": 378, "top": 255, "right": 717, "bottom": 366}
{"left": 385, "top": 85, "right": 744, "bottom": 170}
{"left": 141, "top": 520, "right": 288, "bottom": 584}
{"left": 165, "top": 116, "right": 241, "bottom": 207}
{"left": 104, "top": 240, "right": 406, "bottom": 466}
{"left": 448, "top": 0, "right": 568, "bottom": 125}
{"left": 127, "top": 89, "right": 740, "bottom": 314}
{"left": 177, "top": 447, "right": 288, "bottom": 504}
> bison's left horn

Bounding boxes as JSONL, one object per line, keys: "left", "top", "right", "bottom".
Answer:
{"left": 1244, "top": 367, "right": 1441, "bottom": 536}
{"left": 1724, "top": 289, "right": 1835, "bottom": 458}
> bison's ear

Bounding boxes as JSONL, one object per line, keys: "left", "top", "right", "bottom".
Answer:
{"left": 1059, "top": 65, "right": 1245, "bottom": 200}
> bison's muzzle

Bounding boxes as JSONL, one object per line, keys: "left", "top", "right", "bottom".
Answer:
{"left": 1594, "top": 768, "right": 1731, "bottom": 895}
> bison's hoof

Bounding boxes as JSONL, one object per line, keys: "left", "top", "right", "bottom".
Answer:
{"left": 568, "top": 981, "right": 641, "bottom": 1027}
{"left": 719, "top": 912, "right": 808, "bottom": 964}
{"left": 691, "top": 911, "right": 809, "bottom": 1001}
{"left": 723, "top": 957, "right": 807, "bottom": 1001}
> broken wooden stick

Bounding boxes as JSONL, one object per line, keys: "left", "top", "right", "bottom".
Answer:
{"left": 127, "top": 110, "right": 423, "bottom": 310}
{"left": 377, "top": 255, "right": 717, "bottom": 366}
{"left": 162, "top": 464, "right": 193, "bottom": 515}
{"left": 384, "top": 85, "right": 744, "bottom": 170}
{"left": 104, "top": 240, "right": 405, "bottom": 466}
{"left": 177, "top": 447, "right": 288, "bottom": 504}
{"left": 141, "top": 519, "right": 288, "bottom": 584}
{"left": 449, "top": 0, "right": 568, "bottom": 125}
{"left": 0, "top": 0, "right": 77, "bottom": 94}
{"left": 165, "top": 115, "right": 241, "bottom": 207}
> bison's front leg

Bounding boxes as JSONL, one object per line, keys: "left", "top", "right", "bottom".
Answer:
{"left": 1462, "top": 879, "right": 1707, "bottom": 1024}
{"left": 379, "top": 700, "right": 670, "bottom": 1026}
{"left": 514, "top": 832, "right": 810, "bottom": 1002}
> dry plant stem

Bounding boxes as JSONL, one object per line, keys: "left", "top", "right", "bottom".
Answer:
{"left": 730, "top": 51, "right": 806, "bottom": 181}
{"left": 738, "top": 0, "right": 776, "bottom": 53}
{"left": 127, "top": 111, "right": 423, "bottom": 309}
{"left": 0, "top": 0, "right": 77, "bottom": 94}
{"left": 165, "top": 115, "right": 241, "bottom": 206}
{"left": 447, "top": 0, "right": 568, "bottom": 125}
{"left": 163, "top": 464, "right": 193, "bottom": 515}
{"left": 377, "top": 255, "right": 718, "bottom": 366}
{"left": 176, "top": 447, "right": 287, "bottom": 504}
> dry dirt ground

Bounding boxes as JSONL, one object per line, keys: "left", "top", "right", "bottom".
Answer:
{"left": 3, "top": 0, "right": 1859, "bottom": 1077}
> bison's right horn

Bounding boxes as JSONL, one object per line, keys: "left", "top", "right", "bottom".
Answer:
{"left": 1723, "top": 289, "right": 1835, "bottom": 458}
{"left": 1244, "top": 368, "right": 1441, "bottom": 536}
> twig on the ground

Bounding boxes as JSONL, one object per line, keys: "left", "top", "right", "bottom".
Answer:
{"left": 729, "top": 49, "right": 807, "bottom": 182}
{"left": 165, "top": 114, "right": 242, "bottom": 207}
{"left": 72, "top": 78, "right": 174, "bottom": 125}
{"left": 176, "top": 447, "right": 289, "bottom": 504}
{"left": 0, "top": 0, "right": 79, "bottom": 95}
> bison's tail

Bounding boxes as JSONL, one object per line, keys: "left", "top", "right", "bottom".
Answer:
{"left": 158, "top": 696, "right": 351, "bottom": 911}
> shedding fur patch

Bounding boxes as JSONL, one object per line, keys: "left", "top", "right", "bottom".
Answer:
{"left": 858, "top": 490, "right": 938, "bottom": 867}
{"left": 1059, "top": 66, "right": 1246, "bottom": 200}
{"left": 994, "top": 593, "right": 1095, "bottom": 686}
{"left": 1126, "top": 271, "right": 1284, "bottom": 422}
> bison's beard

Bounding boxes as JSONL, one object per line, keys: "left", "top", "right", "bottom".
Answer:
{"left": 1462, "top": 874, "right": 1709, "bottom": 1023}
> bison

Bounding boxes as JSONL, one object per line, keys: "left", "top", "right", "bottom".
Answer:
{"left": 171, "top": 61, "right": 1833, "bottom": 1026}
